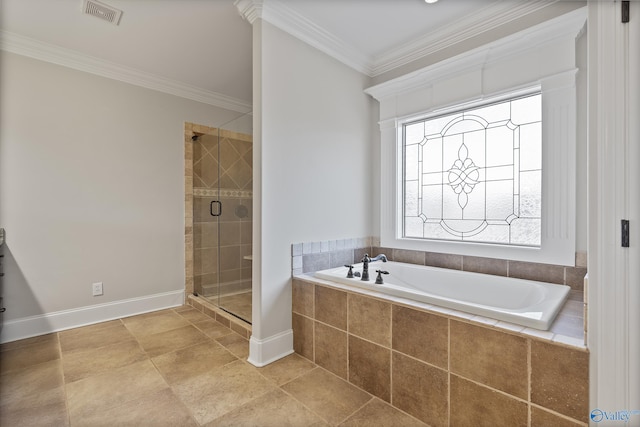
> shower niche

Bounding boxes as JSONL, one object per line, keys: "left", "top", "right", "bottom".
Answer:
{"left": 189, "top": 113, "right": 252, "bottom": 323}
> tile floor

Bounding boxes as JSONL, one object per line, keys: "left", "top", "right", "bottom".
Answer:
{"left": 0, "top": 306, "right": 427, "bottom": 426}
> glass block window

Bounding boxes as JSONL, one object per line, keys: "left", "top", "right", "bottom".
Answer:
{"left": 402, "top": 93, "right": 542, "bottom": 246}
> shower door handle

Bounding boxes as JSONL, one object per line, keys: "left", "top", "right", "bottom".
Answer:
{"left": 210, "top": 200, "right": 222, "bottom": 217}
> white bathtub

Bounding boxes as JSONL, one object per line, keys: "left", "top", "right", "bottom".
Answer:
{"left": 314, "top": 261, "right": 570, "bottom": 330}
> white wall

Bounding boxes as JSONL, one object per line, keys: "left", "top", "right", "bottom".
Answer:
{"left": 250, "top": 21, "right": 374, "bottom": 363}
{"left": 0, "top": 52, "right": 242, "bottom": 341}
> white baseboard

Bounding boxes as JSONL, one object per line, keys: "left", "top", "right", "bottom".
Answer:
{"left": 0, "top": 290, "right": 185, "bottom": 343}
{"left": 247, "top": 329, "right": 294, "bottom": 367}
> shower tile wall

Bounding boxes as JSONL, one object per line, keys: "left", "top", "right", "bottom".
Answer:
{"left": 191, "top": 129, "right": 252, "bottom": 298}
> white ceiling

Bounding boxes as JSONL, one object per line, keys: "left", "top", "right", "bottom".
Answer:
{"left": 281, "top": 0, "right": 496, "bottom": 59}
{"left": 0, "top": 0, "right": 560, "bottom": 112}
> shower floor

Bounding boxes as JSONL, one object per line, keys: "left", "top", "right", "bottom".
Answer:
{"left": 205, "top": 290, "right": 252, "bottom": 324}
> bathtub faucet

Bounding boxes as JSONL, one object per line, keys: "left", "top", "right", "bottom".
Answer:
{"left": 361, "top": 253, "right": 387, "bottom": 281}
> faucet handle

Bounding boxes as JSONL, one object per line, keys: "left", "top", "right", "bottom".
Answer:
{"left": 375, "top": 270, "right": 389, "bottom": 285}
{"left": 344, "top": 265, "right": 355, "bottom": 278}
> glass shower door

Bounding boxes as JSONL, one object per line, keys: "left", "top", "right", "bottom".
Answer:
{"left": 192, "top": 114, "right": 252, "bottom": 324}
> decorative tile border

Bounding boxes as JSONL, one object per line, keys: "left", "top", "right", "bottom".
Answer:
{"left": 193, "top": 188, "right": 253, "bottom": 198}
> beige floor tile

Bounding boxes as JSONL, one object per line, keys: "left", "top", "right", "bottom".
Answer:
{"left": 216, "top": 332, "right": 249, "bottom": 359}
{"left": 71, "top": 388, "right": 197, "bottom": 427}
{"left": 0, "top": 385, "right": 69, "bottom": 427}
{"left": 59, "top": 321, "right": 134, "bottom": 353}
{"left": 66, "top": 359, "right": 169, "bottom": 422}
{"left": 152, "top": 341, "right": 237, "bottom": 384}
{"left": 62, "top": 339, "right": 148, "bottom": 383}
{"left": 121, "top": 310, "right": 191, "bottom": 337}
{"left": 0, "top": 359, "right": 64, "bottom": 402}
{"left": 281, "top": 367, "right": 373, "bottom": 425}
{"left": 205, "top": 388, "right": 329, "bottom": 427}
{"left": 339, "top": 398, "right": 428, "bottom": 426}
{"left": 174, "top": 305, "right": 196, "bottom": 313}
{"left": 0, "top": 333, "right": 58, "bottom": 353}
{"left": 257, "top": 353, "right": 316, "bottom": 386}
{"left": 0, "top": 336, "right": 60, "bottom": 374}
{"left": 137, "top": 324, "right": 208, "bottom": 357}
{"left": 193, "top": 319, "right": 234, "bottom": 339}
{"left": 176, "top": 306, "right": 213, "bottom": 323}
{"left": 59, "top": 319, "right": 120, "bottom": 335}
{"left": 172, "top": 360, "right": 276, "bottom": 425}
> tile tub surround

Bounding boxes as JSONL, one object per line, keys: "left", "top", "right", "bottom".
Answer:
{"left": 292, "top": 277, "right": 589, "bottom": 426}
{"left": 292, "top": 239, "right": 588, "bottom": 344}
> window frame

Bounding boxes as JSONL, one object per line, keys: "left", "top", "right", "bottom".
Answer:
{"left": 365, "top": 8, "right": 586, "bottom": 266}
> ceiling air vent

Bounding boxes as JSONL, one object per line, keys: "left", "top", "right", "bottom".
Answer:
{"left": 82, "top": 0, "right": 123, "bottom": 26}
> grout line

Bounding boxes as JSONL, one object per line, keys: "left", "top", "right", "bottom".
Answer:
{"left": 447, "top": 317, "right": 451, "bottom": 425}
{"left": 529, "top": 401, "right": 589, "bottom": 426}
{"left": 276, "top": 367, "right": 343, "bottom": 425}
{"left": 527, "top": 338, "right": 532, "bottom": 426}
{"left": 58, "top": 332, "right": 73, "bottom": 427}
{"left": 346, "top": 293, "right": 351, "bottom": 383}
{"left": 389, "top": 304, "right": 394, "bottom": 406}
{"left": 336, "top": 396, "right": 375, "bottom": 425}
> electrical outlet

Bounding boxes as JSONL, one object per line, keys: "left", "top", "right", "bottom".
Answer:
{"left": 92, "top": 282, "right": 103, "bottom": 296}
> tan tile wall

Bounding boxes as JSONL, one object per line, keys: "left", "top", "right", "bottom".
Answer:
{"left": 292, "top": 277, "right": 589, "bottom": 427}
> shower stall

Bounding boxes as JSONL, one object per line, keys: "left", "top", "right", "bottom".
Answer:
{"left": 190, "top": 113, "right": 253, "bottom": 323}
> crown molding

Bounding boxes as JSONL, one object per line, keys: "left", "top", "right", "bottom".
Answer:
{"left": 236, "top": 0, "right": 567, "bottom": 78}
{"left": 235, "top": 0, "right": 373, "bottom": 75}
{"left": 0, "top": 30, "right": 252, "bottom": 113}
{"left": 234, "top": 0, "right": 264, "bottom": 25}
{"left": 371, "top": 0, "right": 562, "bottom": 76}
